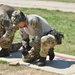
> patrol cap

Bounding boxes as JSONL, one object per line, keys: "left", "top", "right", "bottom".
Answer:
{"left": 11, "top": 10, "right": 26, "bottom": 25}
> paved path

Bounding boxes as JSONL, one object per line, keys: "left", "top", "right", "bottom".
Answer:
{"left": 0, "top": 51, "right": 75, "bottom": 75}
{"left": 0, "top": 0, "right": 75, "bottom": 13}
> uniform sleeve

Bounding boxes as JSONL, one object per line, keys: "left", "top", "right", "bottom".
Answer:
{"left": 30, "top": 16, "right": 43, "bottom": 37}
{"left": 2, "top": 20, "right": 14, "bottom": 41}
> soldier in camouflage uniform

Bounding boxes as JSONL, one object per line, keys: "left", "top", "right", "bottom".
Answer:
{"left": 0, "top": 4, "right": 22, "bottom": 57}
{"left": 11, "top": 10, "right": 64, "bottom": 66}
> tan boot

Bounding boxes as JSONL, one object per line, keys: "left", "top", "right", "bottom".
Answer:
{"left": 22, "top": 48, "right": 39, "bottom": 63}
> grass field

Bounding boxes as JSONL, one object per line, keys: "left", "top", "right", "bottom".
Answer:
{"left": 0, "top": 60, "right": 8, "bottom": 64}
{"left": 13, "top": 8, "right": 75, "bottom": 56}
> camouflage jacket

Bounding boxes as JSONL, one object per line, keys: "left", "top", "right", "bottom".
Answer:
{"left": 0, "top": 9, "right": 18, "bottom": 48}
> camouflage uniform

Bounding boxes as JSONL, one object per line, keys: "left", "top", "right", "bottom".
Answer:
{"left": 0, "top": 5, "right": 21, "bottom": 57}
{"left": 20, "top": 14, "right": 64, "bottom": 65}
{"left": 19, "top": 14, "right": 54, "bottom": 62}
{"left": 40, "top": 34, "right": 56, "bottom": 57}
{"left": 11, "top": 11, "right": 64, "bottom": 66}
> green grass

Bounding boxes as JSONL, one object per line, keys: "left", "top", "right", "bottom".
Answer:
{"left": 0, "top": 60, "right": 8, "bottom": 64}
{"left": 40, "top": 0, "right": 75, "bottom": 3}
{"left": 14, "top": 8, "right": 75, "bottom": 56}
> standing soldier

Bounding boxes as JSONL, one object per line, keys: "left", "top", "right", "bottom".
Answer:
{"left": 11, "top": 10, "right": 64, "bottom": 66}
{"left": 0, "top": 4, "right": 21, "bottom": 57}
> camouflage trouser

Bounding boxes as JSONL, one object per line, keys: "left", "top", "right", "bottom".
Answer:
{"left": 40, "top": 34, "right": 56, "bottom": 57}
{"left": 29, "top": 36, "right": 41, "bottom": 57}
{"left": 22, "top": 36, "right": 41, "bottom": 62}
{"left": 24, "top": 34, "right": 56, "bottom": 62}
{"left": 0, "top": 37, "right": 14, "bottom": 48}
{"left": 0, "top": 37, "right": 22, "bottom": 53}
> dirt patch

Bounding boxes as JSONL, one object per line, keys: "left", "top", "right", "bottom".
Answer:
{"left": 0, "top": 64, "right": 61, "bottom": 75}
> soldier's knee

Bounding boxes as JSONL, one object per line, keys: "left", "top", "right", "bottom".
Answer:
{"left": 41, "top": 36, "right": 47, "bottom": 44}
{"left": 41, "top": 34, "right": 57, "bottom": 48}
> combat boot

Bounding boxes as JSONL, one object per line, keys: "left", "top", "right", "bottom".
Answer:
{"left": 22, "top": 48, "right": 39, "bottom": 63}
{"left": 37, "top": 56, "right": 46, "bottom": 66}
{"left": 9, "top": 42, "right": 22, "bottom": 53}
{"left": 48, "top": 48, "right": 55, "bottom": 61}
{"left": 0, "top": 48, "right": 9, "bottom": 57}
